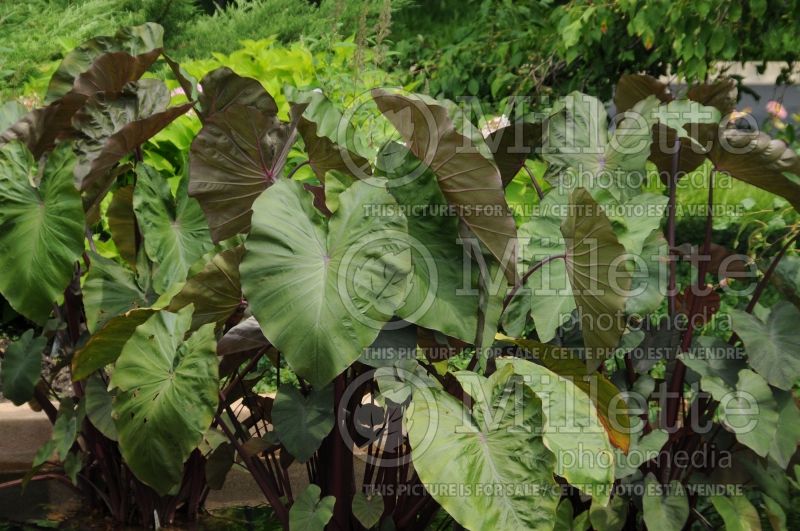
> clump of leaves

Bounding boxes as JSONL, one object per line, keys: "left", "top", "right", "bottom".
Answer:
{"left": 1, "top": 24, "right": 800, "bottom": 531}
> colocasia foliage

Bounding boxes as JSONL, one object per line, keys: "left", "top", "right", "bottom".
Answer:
{"left": 1, "top": 24, "right": 799, "bottom": 531}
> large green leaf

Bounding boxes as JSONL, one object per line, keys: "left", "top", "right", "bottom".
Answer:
{"left": 109, "top": 306, "right": 219, "bottom": 494}
{"left": 562, "top": 188, "right": 630, "bottom": 369}
{"left": 45, "top": 23, "right": 164, "bottom": 103}
{"left": 133, "top": 164, "right": 213, "bottom": 294}
{"left": 272, "top": 384, "right": 334, "bottom": 463}
{"left": 1, "top": 330, "right": 45, "bottom": 406}
{"left": 241, "top": 178, "right": 410, "bottom": 387}
{"left": 287, "top": 87, "right": 371, "bottom": 180}
{"left": 197, "top": 67, "right": 278, "bottom": 119}
{"left": 0, "top": 142, "right": 85, "bottom": 323}
{"left": 188, "top": 104, "right": 290, "bottom": 242}
{"left": 82, "top": 252, "right": 150, "bottom": 333}
{"left": 730, "top": 302, "right": 800, "bottom": 390}
{"left": 543, "top": 92, "right": 608, "bottom": 174}
{"left": 372, "top": 89, "right": 518, "bottom": 283}
{"left": 642, "top": 474, "right": 689, "bottom": 531}
{"left": 496, "top": 357, "right": 615, "bottom": 503}
{"left": 405, "top": 366, "right": 558, "bottom": 530}
{"left": 290, "top": 484, "right": 335, "bottom": 531}
{"left": 71, "top": 308, "right": 156, "bottom": 380}
{"left": 168, "top": 246, "right": 244, "bottom": 329}
{"left": 710, "top": 494, "right": 762, "bottom": 531}
{"left": 495, "top": 335, "right": 631, "bottom": 453}
{"left": 377, "top": 142, "right": 480, "bottom": 342}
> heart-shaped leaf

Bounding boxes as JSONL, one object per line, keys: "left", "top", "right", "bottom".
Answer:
{"left": 405, "top": 367, "right": 559, "bottom": 530}
{"left": 372, "top": 89, "right": 518, "bottom": 283}
{"left": 109, "top": 306, "right": 219, "bottom": 495}
{"left": 290, "top": 484, "right": 336, "bottom": 531}
{"left": 241, "top": 178, "right": 410, "bottom": 387}
{"left": 495, "top": 335, "right": 631, "bottom": 453}
{"left": 133, "top": 164, "right": 213, "bottom": 294}
{"left": 516, "top": 189, "right": 574, "bottom": 342}
{"left": 642, "top": 474, "right": 688, "bottom": 531}
{"left": 730, "top": 302, "right": 800, "bottom": 390}
{"left": 352, "top": 491, "right": 384, "bottom": 529}
{"left": 272, "top": 384, "right": 334, "bottom": 462}
{"left": 0, "top": 142, "right": 85, "bottom": 323}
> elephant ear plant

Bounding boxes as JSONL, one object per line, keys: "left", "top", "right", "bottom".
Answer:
{"left": 1, "top": 25, "right": 800, "bottom": 531}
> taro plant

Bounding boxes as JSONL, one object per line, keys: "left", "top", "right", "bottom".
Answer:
{"left": 1, "top": 23, "right": 800, "bottom": 531}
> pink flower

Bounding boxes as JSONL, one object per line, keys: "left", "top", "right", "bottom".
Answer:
{"left": 766, "top": 100, "right": 788, "bottom": 121}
